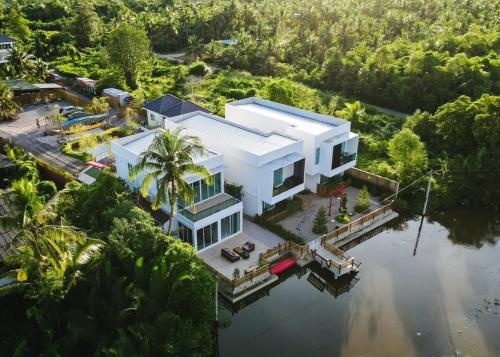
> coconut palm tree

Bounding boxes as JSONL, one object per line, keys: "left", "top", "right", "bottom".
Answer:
{"left": 0, "top": 177, "right": 45, "bottom": 230}
{"left": 130, "top": 128, "right": 211, "bottom": 234}
{"left": 335, "top": 100, "right": 366, "bottom": 128}
{"left": 0, "top": 224, "right": 104, "bottom": 297}
{"left": 0, "top": 82, "right": 19, "bottom": 121}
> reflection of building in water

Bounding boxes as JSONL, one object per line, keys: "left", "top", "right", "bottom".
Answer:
{"left": 306, "top": 264, "right": 359, "bottom": 297}
{"left": 220, "top": 263, "right": 359, "bottom": 314}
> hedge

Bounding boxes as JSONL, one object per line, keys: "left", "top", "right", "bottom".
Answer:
{"left": 253, "top": 215, "right": 305, "bottom": 245}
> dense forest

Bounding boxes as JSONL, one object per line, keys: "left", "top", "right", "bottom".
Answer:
{"left": 2, "top": 0, "right": 499, "bottom": 111}
{"left": 1, "top": 0, "right": 499, "bottom": 207}
{"left": 0, "top": 1, "right": 499, "bottom": 355}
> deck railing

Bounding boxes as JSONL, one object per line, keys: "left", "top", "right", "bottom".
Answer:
{"left": 178, "top": 196, "right": 240, "bottom": 222}
{"left": 320, "top": 201, "right": 394, "bottom": 246}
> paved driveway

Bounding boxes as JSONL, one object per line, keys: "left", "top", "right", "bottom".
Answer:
{"left": 0, "top": 102, "right": 85, "bottom": 176}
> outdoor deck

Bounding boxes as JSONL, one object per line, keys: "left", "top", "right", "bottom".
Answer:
{"left": 199, "top": 219, "right": 284, "bottom": 279}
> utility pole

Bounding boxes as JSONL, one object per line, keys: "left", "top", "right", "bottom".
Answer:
{"left": 413, "top": 171, "right": 432, "bottom": 256}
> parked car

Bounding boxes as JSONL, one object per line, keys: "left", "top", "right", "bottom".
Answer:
{"left": 233, "top": 246, "right": 249, "bottom": 259}
{"left": 60, "top": 106, "right": 83, "bottom": 115}
{"left": 221, "top": 248, "right": 240, "bottom": 262}
{"left": 67, "top": 111, "right": 86, "bottom": 120}
{"left": 243, "top": 241, "right": 255, "bottom": 253}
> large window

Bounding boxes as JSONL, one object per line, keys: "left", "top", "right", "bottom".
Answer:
{"left": 190, "top": 172, "right": 222, "bottom": 204}
{"left": 221, "top": 212, "right": 240, "bottom": 239}
{"left": 196, "top": 222, "right": 218, "bottom": 250}
{"left": 273, "top": 168, "right": 283, "bottom": 187}
{"left": 178, "top": 222, "right": 193, "bottom": 246}
{"left": 315, "top": 148, "right": 320, "bottom": 165}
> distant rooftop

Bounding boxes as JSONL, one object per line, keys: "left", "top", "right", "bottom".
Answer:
{"left": 228, "top": 97, "right": 349, "bottom": 135}
{"left": 115, "top": 129, "right": 217, "bottom": 162}
{"left": 171, "top": 112, "right": 299, "bottom": 156}
{"left": 2, "top": 79, "right": 39, "bottom": 92}
{"left": 0, "top": 33, "right": 15, "bottom": 43}
{"left": 144, "top": 94, "right": 210, "bottom": 117}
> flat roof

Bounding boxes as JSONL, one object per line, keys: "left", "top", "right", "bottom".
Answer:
{"left": 2, "top": 79, "right": 39, "bottom": 92}
{"left": 116, "top": 129, "right": 217, "bottom": 162}
{"left": 228, "top": 97, "right": 349, "bottom": 135}
{"left": 171, "top": 112, "right": 299, "bottom": 156}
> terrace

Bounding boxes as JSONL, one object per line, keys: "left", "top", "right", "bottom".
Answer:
{"left": 178, "top": 193, "right": 241, "bottom": 222}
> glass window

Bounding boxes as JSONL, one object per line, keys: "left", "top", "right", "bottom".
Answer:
{"left": 221, "top": 212, "right": 240, "bottom": 239}
{"left": 196, "top": 222, "right": 219, "bottom": 250}
{"left": 178, "top": 222, "right": 193, "bottom": 246}
{"left": 273, "top": 168, "right": 283, "bottom": 187}
{"left": 315, "top": 148, "right": 320, "bottom": 165}
{"left": 214, "top": 173, "right": 221, "bottom": 194}
{"left": 201, "top": 180, "right": 209, "bottom": 200}
{"left": 192, "top": 181, "right": 200, "bottom": 203}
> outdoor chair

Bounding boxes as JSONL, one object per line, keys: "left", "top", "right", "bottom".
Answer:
{"left": 233, "top": 246, "right": 249, "bottom": 259}
{"left": 243, "top": 241, "right": 255, "bottom": 252}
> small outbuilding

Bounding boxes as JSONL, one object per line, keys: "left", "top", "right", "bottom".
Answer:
{"left": 103, "top": 88, "right": 133, "bottom": 108}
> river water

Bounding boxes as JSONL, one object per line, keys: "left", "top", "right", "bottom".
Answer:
{"left": 218, "top": 208, "right": 500, "bottom": 357}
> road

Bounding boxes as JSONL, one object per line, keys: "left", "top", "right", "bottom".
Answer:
{"left": 0, "top": 102, "right": 85, "bottom": 176}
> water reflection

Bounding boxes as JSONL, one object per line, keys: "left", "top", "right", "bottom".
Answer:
{"left": 429, "top": 207, "right": 500, "bottom": 248}
{"left": 218, "top": 209, "right": 500, "bottom": 357}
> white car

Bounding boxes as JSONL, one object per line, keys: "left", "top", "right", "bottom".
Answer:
{"left": 60, "top": 106, "right": 83, "bottom": 115}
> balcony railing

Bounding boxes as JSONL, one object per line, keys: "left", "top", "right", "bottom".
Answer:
{"left": 333, "top": 152, "right": 357, "bottom": 169}
{"left": 178, "top": 195, "right": 240, "bottom": 222}
{"left": 273, "top": 175, "right": 304, "bottom": 196}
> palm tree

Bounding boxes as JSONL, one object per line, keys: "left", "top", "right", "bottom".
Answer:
{"left": 0, "top": 177, "right": 44, "bottom": 230}
{"left": 0, "top": 82, "right": 19, "bottom": 121}
{"left": 130, "top": 128, "right": 211, "bottom": 234}
{"left": 0, "top": 185, "right": 104, "bottom": 297}
{"left": 0, "top": 224, "right": 104, "bottom": 297}
{"left": 335, "top": 100, "right": 366, "bottom": 128}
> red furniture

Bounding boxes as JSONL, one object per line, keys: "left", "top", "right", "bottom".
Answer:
{"left": 270, "top": 258, "right": 296, "bottom": 274}
{"left": 86, "top": 161, "right": 107, "bottom": 169}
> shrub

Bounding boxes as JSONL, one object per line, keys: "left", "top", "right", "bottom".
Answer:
{"left": 312, "top": 207, "right": 328, "bottom": 235}
{"left": 253, "top": 215, "right": 305, "bottom": 245}
{"left": 286, "top": 197, "right": 303, "bottom": 215}
{"left": 36, "top": 180, "right": 57, "bottom": 199}
{"left": 233, "top": 268, "right": 240, "bottom": 280}
{"left": 188, "top": 61, "right": 208, "bottom": 76}
{"left": 355, "top": 185, "right": 371, "bottom": 213}
{"left": 335, "top": 214, "right": 352, "bottom": 224}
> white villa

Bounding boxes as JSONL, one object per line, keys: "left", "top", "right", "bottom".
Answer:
{"left": 111, "top": 95, "right": 358, "bottom": 253}
{"left": 225, "top": 97, "right": 358, "bottom": 193}
{"left": 111, "top": 129, "right": 243, "bottom": 252}
{"left": 0, "top": 34, "right": 16, "bottom": 64}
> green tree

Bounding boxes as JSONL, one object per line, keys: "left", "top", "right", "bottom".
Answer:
{"left": 106, "top": 23, "right": 151, "bottom": 89}
{"left": 130, "top": 128, "right": 211, "bottom": 234}
{"left": 0, "top": 82, "right": 19, "bottom": 121}
{"left": 388, "top": 128, "right": 428, "bottom": 183}
{"left": 312, "top": 207, "right": 328, "bottom": 235}
{"left": 85, "top": 96, "right": 109, "bottom": 115}
{"left": 355, "top": 185, "right": 370, "bottom": 213}
{"left": 2, "top": 6, "right": 31, "bottom": 44}
{"left": 70, "top": 2, "right": 101, "bottom": 48}
{"left": 335, "top": 101, "right": 366, "bottom": 128}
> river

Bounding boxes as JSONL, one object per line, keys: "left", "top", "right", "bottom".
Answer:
{"left": 218, "top": 208, "right": 500, "bottom": 356}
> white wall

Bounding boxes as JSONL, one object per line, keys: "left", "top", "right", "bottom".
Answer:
{"left": 147, "top": 110, "right": 164, "bottom": 127}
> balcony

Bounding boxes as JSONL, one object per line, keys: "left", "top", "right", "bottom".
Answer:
{"left": 273, "top": 175, "right": 304, "bottom": 196}
{"left": 178, "top": 193, "right": 240, "bottom": 222}
{"left": 332, "top": 152, "right": 356, "bottom": 169}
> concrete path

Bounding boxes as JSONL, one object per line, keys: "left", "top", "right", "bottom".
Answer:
{"left": 0, "top": 102, "right": 85, "bottom": 176}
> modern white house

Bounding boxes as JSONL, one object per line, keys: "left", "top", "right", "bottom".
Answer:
{"left": 144, "top": 94, "right": 210, "bottom": 127}
{"left": 0, "top": 34, "right": 16, "bottom": 64}
{"left": 162, "top": 111, "right": 306, "bottom": 216}
{"left": 225, "top": 97, "right": 359, "bottom": 193}
{"left": 111, "top": 129, "right": 243, "bottom": 252}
